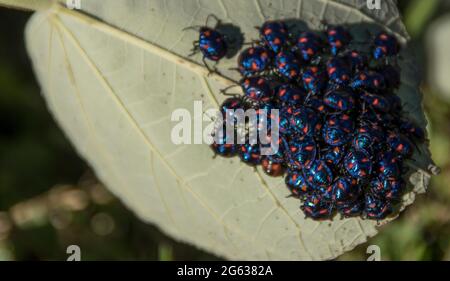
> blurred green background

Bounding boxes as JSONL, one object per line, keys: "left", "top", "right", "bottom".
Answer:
{"left": 0, "top": 0, "right": 449, "bottom": 261}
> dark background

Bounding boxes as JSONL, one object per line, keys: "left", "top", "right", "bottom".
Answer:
{"left": 0, "top": 0, "right": 449, "bottom": 260}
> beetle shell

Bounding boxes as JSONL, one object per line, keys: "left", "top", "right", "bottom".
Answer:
{"left": 327, "top": 26, "right": 352, "bottom": 56}
{"left": 323, "top": 89, "right": 355, "bottom": 111}
{"left": 373, "top": 32, "right": 400, "bottom": 60}
{"left": 285, "top": 136, "right": 317, "bottom": 169}
{"left": 275, "top": 51, "right": 302, "bottom": 81}
{"left": 344, "top": 149, "right": 373, "bottom": 179}
{"left": 198, "top": 27, "right": 228, "bottom": 61}
{"left": 301, "top": 194, "right": 333, "bottom": 219}
{"left": 238, "top": 46, "right": 272, "bottom": 76}
{"left": 285, "top": 169, "right": 314, "bottom": 197}
{"left": 303, "top": 160, "right": 333, "bottom": 187}
{"left": 260, "top": 20, "right": 290, "bottom": 53}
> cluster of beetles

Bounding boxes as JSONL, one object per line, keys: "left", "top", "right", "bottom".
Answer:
{"left": 188, "top": 17, "right": 426, "bottom": 220}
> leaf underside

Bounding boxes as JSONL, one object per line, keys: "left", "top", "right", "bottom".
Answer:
{"left": 24, "top": 0, "right": 435, "bottom": 260}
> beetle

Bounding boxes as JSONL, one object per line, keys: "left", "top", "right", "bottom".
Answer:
{"left": 301, "top": 194, "right": 334, "bottom": 219}
{"left": 275, "top": 51, "right": 302, "bottom": 81}
{"left": 326, "top": 57, "right": 352, "bottom": 86}
{"left": 352, "top": 130, "right": 374, "bottom": 154}
{"left": 386, "top": 132, "right": 414, "bottom": 158}
{"left": 211, "top": 130, "right": 238, "bottom": 157}
{"left": 240, "top": 76, "right": 273, "bottom": 103}
{"left": 285, "top": 136, "right": 317, "bottom": 169}
{"left": 369, "top": 176, "right": 405, "bottom": 201}
{"left": 185, "top": 15, "right": 228, "bottom": 72}
{"left": 323, "top": 89, "right": 355, "bottom": 111}
{"left": 322, "top": 122, "right": 350, "bottom": 146}
{"left": 332, "top": 178, "right": 361, "bottom": 206}
{"left": 377, "top": 151, "right": 401, "bottom": 179}
{"left": 327, "top": 26, "right": 352, "bottom": 56}
{"left": 285, "top": 169, "right": 314, "bottom": 197}
{"left": 373, "top": 32, "right": 400, "bottom": 60}
{"left": 238, "top": 46, "right": 273, "bottom": 76}
{"left": 305, "top": 96, "right": 328, "bottom": 113}
{"left": 364, "top": 194, "right": 392, "bottom": 220}
{"left": 322, "top": 146, "right": 345, "bottom": 166}
{"left": 261, "top": 157, "right": 285, "bottom": 177}
{"left": 288, "top": 106, "right": 322, "bottom": 137}
{"left": 350, "top": 70, "right": 386, "bottom": 92}
{"left": 360, "top": 91, "right": 391, "bottom": 113}
{"left": 296, "top": 32, "right": 324, "bottom": 61}
{"left": 302, "top": 66, "right": 328, "bottom": 95}
{"left": 303, "top": 160, "right": 333, "bottom": 187}
{"left": 239, "top": 143, "right": 261, "bottom": 165}
{"left": 259, "top": 20, "right": 290, "bottom": 53}
{"left": 344, "top": 149, "right": 373, "bottom": 179}
{"left": 326, "top": 113, "right": 354, "bottom": 134}
{"left": 274, "top": 84, "right": 306, "bottom": 105}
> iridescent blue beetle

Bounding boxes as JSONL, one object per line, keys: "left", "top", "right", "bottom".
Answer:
{"left": 332, "top": 178, "right": 361, "bottom": 206}
{"left": 365, "top": 194, "right": 392, "bottom": 220}
{"left": 303, "top": 160, "right": 333, "bottom": 187}
{"left": 211, "top": 130, "right": 238, "bottom": 157}
{"left": 373, "top": 32, "right": 400, "bottom": 60}
{"left": 369, "top": 177, "right": 404, "bottom": 201}
{"left": 285, "top": 169, "right": 314, "bottom": 197}
{"left": 322, "top": 146, "right": 345, "bottom": 166}
{"left": 275, "top": 84, "right": 305, "bottom": 106}
{"left": 344, "top": 149, "right": 373, "bottom": 179}
{"left": 386, "top": 132, "right": 414, "bottom": 158}
{"left": 301, "top": 194, "right": 333, "bottom": 219}
{"left": 350, "top": 71, "right": 386, "bottom": 92}
{"left": 185, "top": 15, "right": 228, "bottom": 72}
{"left": 259, "top": 20, "right": 290, "bottom": 53}
{"left": 327, "top": 26, "right": 352, "bottom": 56}
{"left": 240, "top": 77, "right": 273, "bottom": 103}
{"left": 285, "top": 136, "right": 317, "bottom": 169}
{"left": 302, "top": 66, "right": 327, "bottom": 95}
{"left": 322, "top": 125, "right": 349, "bottom": 147}
{"left": 238, "top": 46, "right": 272, "bottom": 76}
{"left": 326, "top": 57, "right": 352, "bottom": 86}
{"left": 360, "top": 91, "right": 391, "bottom": 113}
{"left": 305, "top": 96, "right": 328, "bottom": 113}
{"left": 326, "top": 113, "right": 354, "bottom": 134}
{"left": 275, "top": 51, "right": 302, "bottom": 81}
{"left": 239, "top": 143, "right": 261, "bottom": 165}
{"left": 289, "top": 106, "right": 321, "bottom": 136}
{"left": 377, "top": 151, "right": 401, "bottom": 179}
{"left": 352, "top": 129, "right": 374, "bottom": 153}
{"left": 296, "top": 32, "right": 324, "bottom": 61}
{"left": 323, "top": 89, "right": 355, "bottom": 111}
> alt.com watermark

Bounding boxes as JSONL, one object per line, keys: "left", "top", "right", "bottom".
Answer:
{"left": 170, "top": 101, "right": 280, "bottom": 156}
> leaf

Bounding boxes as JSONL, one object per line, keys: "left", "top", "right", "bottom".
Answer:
{"left": 4, "top": 0, "right": 437, "bottom": 260}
